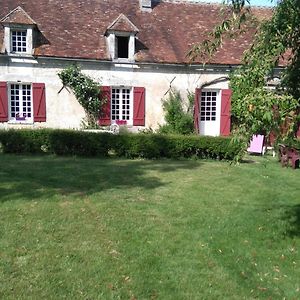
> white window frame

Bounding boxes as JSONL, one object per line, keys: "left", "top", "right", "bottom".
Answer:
{"left": 111, "top": 87, "right": 133, "bottom": 125}
{"left": 4, "top": 25, "right": 34, "bottom": 56}
{"left": 199, "top": 89, "right": 221, "bottom": 136}
{"left": 200, "top": 90, "right": 220, "bottom": 122}
{"left": 8, "top": 83, "right": 33, "bottom": 123}
{"left": 107, "top": 32, "right": 135, "bottom": 62}
{"left": 10, "top": 29, "right": 27, "bottom": 53}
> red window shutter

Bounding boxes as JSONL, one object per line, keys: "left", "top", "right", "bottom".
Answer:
{"left": 194, "top": 88, "right": 201, "bottom": 134}
{"left": 220, "top": 89, "right": 232, "bottom": 136}
{"left": 133, "top": 87, "right": 145, "bottom": 126}
{"left": 0, "top": 82, "right": 8, "bottom": 122}
{"left": 33, "top": 83, "right": 46, "bottom": 122}
{"left": 99, "top": 86, "right": 111, "bottom": 126}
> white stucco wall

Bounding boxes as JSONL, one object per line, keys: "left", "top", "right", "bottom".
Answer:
{"left": 0, "top": 56, "right": 232, "bottom": 130}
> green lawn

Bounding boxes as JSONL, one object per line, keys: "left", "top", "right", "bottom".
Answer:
{"left": 0, "top": 154, "right": 299, "bottom": 299}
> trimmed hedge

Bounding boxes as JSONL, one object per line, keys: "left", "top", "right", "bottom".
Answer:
{"left": 112, "top": 134, "right": 241, "bottom": 160}
{"left": 0, "top": 129, "right": 242, "bottom": 160}
{"left": 0, "top": 129, "right": 50, "bottom": 154}
{"left": 48, "top": 130, "right": 111, "bottom": 156}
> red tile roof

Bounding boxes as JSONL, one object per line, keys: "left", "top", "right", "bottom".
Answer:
{"left": 0, "top": 0, "right": 273, "bottom": 65}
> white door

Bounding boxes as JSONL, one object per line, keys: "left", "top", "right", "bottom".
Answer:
{"left": 199, "top": 90, "right": 221, "bottom": 136}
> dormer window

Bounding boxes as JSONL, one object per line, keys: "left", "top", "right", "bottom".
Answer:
{"left": 106, "top": 14, "right": 139, "bottom": 62}
{"left": 11, "top": 29, "right": 27, "bottom": 53}
{"left": 1, "top": 6, "right": 37, "bottom": 56}
{"left": 3, "top": 25, "right": 34, "bottom": 56}
{"left": 116, "top": 36, "right": 129, "bottom": 59}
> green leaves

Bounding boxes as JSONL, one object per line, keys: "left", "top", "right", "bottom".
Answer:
{"left": 58, "top": 65, "right": 103, "bottom": 128}
{"left": 263, "top": 111, "right": 272, "bottom": 123}
{"left": 219, "top": 0, "right": 299, "bottom": 160}
{"left": 189, "top": 0, "right": 299, "bottom": 158}
{"left": 159, "top": 89, "right": 194, "bottom": 135}
{"left": 230, "top": 0, "right": 300, "bottom": 147}
{"left": 188, "top": 0, "right": 254, "bottom": 63}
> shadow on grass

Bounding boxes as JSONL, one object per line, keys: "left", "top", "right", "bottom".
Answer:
{"left": 0, "top": 154, "right": 201, "bottom": 203}
{"left": 240, "top": 159, "right": 257, "bottom": 164}
{"left": 282, "top": 204, "right": 300, "bottom": 237}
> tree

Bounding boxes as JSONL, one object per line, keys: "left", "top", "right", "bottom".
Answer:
{"left": 189, "top": 0, "right": 300, "bottom": 160}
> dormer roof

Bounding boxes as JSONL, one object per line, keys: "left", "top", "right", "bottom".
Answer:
{"left": 106, "top": 14, "right": 139, "bottom": 34}
{"left": 0, "top": 6, "right": 36, "bottom": 25}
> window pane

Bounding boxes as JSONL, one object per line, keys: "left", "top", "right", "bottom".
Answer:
{"left": 11, "top": 30, "right": 27, "bottom": 53}
{"left": 111, "top": 87, "right": 131, "bottom": 122}
{"left": 10, "top": 83, "right": 32, "bottom": 120}
{"left": 200, "top": 91, "right": 218, "bottom": 122}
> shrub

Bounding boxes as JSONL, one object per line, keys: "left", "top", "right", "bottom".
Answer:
{"left": 0, "top": 129, "right": 51, "bottom": 154}
{"left": 278, "top": 137, "right": 300, "bottom": 150}
{"left": 0, "top": 129, "right": 242, "bottom": 160}
{"left": 164, "top": 135, "right": 241, "bottom": 160}
{"left": 0, "top": 129, "right": 111, "bottom": 156}
{"left": 115, "top": 134, "right": 171, "bottom": 159}
{"left": 159, "top": 89, "right": 194, "bottom": 135}
{"left": 48, "top": 130, "right": 111, "bottom": 156}
{"left": 109, "top": 133, "right": 240, "bottom": 160}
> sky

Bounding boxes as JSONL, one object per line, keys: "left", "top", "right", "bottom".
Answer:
{"left": 191, "top": 0, "right": 276, "bottom": 7}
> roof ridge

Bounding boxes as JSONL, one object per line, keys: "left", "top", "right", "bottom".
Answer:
{"left": 160, "top": 0, "right": 273, "bottom": 9}
{"left": 160, "top": 0, "right": 222, "bottom": 6}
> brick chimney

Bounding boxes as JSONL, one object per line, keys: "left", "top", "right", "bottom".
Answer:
{"left": 140, "top": 0, "right": 152, "bottom": 12}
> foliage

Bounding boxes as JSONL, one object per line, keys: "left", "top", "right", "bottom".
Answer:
{"left": 138, "top": 127, "right": 155, "bottom": 134}
{"left": 230, "top": 81, "right": 298, "bottom": 160}
{"left": 188, "top": 0, "right": 253, "bottom": 62}
{"left": 278, "top": 136, "right": 300, "bottom": 150}
{"left": 229, "top": 0, "right": 300, "bottom": 159}
{"left": 0, "top": 129, "right": 51, "bottom": 154}
{"left": 187, "top": 90, "right": 195, "bottom": 115}
{"left": 48, "top": 130, "right": 111, "bottom": 157}
{"left": 189, "top": 0, "right": 300, "bottom": 160}
{"left": 0, "top": 129, "right": 242, "bottom": 160}
{"left": 58, "top": 64, "right": 104, "bottom": 128}
{"left": 159, "top": 89, "right": 194, "bottom": 135}
{"left": 107, "top": 133, "right": 241, "bottom": 160}
{"left": 0, "top": 129, "right": 110, "bottom": 156}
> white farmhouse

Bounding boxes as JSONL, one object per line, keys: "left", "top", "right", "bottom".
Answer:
{"left": 0, "top": 0, "right": 272, "bottom": 136}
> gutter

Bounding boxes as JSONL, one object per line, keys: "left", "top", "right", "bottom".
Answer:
{"left": 0, "top": 53, "right": 285, "bottom": 73}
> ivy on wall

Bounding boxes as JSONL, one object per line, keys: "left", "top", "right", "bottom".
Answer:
{"left": 58, "top": 64, "right": 105, "bottom": 128}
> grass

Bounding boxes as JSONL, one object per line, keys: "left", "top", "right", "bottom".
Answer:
{"left": 0, "top": 154, "right": 299, "bottom": 299}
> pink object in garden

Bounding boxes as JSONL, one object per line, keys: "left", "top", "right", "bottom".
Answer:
{"left": 116, "top": 120, "right": 127, "bottom": 125}
{"left": 247, "top": 134, "right": 265, "bottom": 154}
